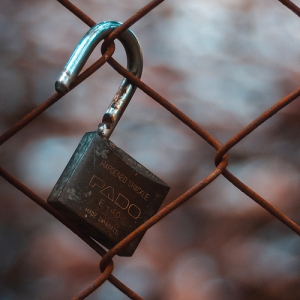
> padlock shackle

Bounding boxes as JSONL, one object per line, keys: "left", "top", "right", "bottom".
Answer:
{"left": 55, "top": 21, "right": 143, "bottom": 138}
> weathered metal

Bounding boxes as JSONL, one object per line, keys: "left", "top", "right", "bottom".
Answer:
{"left": 1, "top": 0, "right": 300, "bottom": 299}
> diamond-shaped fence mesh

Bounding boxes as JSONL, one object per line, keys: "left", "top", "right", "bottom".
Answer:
{"left": 1, "top": 0, "right": 300, "bottom": 299}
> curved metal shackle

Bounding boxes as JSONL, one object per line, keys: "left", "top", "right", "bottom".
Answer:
{"left": 55, "top": 20, "right": 143, "bottom": 139}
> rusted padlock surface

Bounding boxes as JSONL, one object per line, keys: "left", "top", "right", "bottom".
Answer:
{"left": 48, "top": 131, "right": 169, "bottom": 256}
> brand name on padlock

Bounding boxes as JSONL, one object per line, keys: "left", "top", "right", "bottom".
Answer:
{"left": 89, "top": 175, "right": 142, "bottom": 219}
{"left": 100, "top": 160, "right": 150, "bottom": 201}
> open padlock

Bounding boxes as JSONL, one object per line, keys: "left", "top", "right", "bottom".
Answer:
{"left": 48, "top": 21, "right": 170, "bottom": 256}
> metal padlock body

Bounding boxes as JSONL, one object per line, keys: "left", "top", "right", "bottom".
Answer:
{"left": 48, "top": 131, "right": 170, "bottom": 256}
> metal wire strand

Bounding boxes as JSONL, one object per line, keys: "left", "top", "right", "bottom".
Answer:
{"left": 101, "top": 44, "right": 300, "bottom": 239}
{"left": 278, "top": 0, "right": 300, "bottom": 17}
{"left": 100, "top": 156, "right": 229, "bottom": 272}
{"left": 72, "top": 260, "right": 114, "bottom": 300}
{"left": 0, "top": 43, "right": 115, "bottom": 146}
{"left": 1, "top": 0, "right": 300, "bottom": 299}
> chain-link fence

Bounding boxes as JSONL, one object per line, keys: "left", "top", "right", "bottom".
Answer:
{"left": 1, "top": 0, "right": 300, "bottom": 299}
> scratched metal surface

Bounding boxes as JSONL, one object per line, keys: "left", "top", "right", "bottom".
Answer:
{"left": 1, "top": 0, "right": 300, "bottom": 299}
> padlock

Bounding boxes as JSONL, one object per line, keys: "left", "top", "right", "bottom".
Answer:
{"left": 48, "top": 21, "right": 170, "bottom": 256}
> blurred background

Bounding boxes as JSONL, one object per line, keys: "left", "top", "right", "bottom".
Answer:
{"left": 1, "top": 0, "right": 300, "bottom": 299}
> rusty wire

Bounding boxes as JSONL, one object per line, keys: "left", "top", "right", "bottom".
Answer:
{"left": 1, "top": 0, "right": 300, "bottom": 299}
